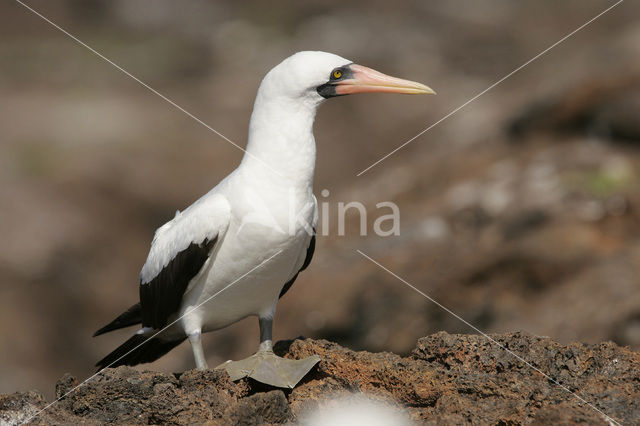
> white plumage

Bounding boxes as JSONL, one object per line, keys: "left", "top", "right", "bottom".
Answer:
{"left": 95, "top": 51, "right": 433, "bottom": 388}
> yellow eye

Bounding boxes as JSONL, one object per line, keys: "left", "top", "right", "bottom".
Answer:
{"left": 333, "top": 70, "right": 342, "bottom": 79}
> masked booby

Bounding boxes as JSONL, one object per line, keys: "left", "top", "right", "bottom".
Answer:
{"left": 94, "top": 51, "right": 434, "bottom": 388}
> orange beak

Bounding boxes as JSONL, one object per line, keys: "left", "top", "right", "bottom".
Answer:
{"left": 334, "top": 64, "right": 435, "bottom": 95}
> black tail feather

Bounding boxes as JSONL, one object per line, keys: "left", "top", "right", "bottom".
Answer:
{"left": 94, "top": 303, "right": 142, "bottom": 337}
{"left": 95, "top": 333, "right": 185, "bottom": 369}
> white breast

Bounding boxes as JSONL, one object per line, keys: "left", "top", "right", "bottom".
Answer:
{"left": 177, "top": 171, "right": 316, "bottom": 335}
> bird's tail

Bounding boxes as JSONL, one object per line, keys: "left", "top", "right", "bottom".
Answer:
{"left": 93, "top": 303, "right": 142, "bottom": 337}
{"left": 95, "top": 332, "right": 185, "bottom": 370}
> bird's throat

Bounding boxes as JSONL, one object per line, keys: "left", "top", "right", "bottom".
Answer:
{"left": 242, "top": 96, "right": 319, "bottom": 189}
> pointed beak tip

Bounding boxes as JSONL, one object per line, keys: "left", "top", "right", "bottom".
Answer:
{"left": 418, "top": 85, "right": 436, "bottom": 95}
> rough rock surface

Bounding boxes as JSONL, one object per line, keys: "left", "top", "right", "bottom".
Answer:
{"left": 1, "top": 332, "right": 638, "bottom": 425}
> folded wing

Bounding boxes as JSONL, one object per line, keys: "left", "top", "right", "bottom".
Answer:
{"left": 138, "top": 194, "right": 231, "bottom": 330}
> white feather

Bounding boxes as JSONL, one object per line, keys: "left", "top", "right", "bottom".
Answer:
{"left": 139, "top": 192, "right": 231, "bottom": 284}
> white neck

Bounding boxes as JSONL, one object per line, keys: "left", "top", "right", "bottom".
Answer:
{"left": 239, "top": 89, "right": 321, "bottom": 190}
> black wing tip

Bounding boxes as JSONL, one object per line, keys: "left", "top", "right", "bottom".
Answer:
{"left": 95, "top": 333, "right": 145, "bottom": 369}
{"left": 95, "top": 333, "right": 185, "bottom": 370}
{"left": 93, "top": 303, "right": 142, "bottom": 337}
{"left": 93, "top": 327, "right": 108, "bottom": 338}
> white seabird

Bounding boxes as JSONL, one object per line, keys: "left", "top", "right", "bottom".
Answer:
{"left": 95, "top": 51, "right": 434, "bottom": 388}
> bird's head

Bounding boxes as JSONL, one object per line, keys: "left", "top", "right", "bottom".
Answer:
{"left": 258, "top": 51, "right": 435, "bottom": 105}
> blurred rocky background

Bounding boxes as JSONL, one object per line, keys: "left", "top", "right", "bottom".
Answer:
{"left": 1, "top": 0, "right": 639, "bottom": 400}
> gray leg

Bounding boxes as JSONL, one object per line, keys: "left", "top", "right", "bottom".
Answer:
{"left": 258, "top": 317, "right": 273, "bottom": 352}
{"left": 188, "top": 331, "right": 209, "bottom": 370}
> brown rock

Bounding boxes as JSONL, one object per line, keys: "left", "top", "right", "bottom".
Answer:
{"left": 1, "top": 333, "right": 638, "bottom": 425}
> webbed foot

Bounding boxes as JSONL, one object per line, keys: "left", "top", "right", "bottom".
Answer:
{"left": 216, "top": 350, "right": 320, "bottom": 388}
